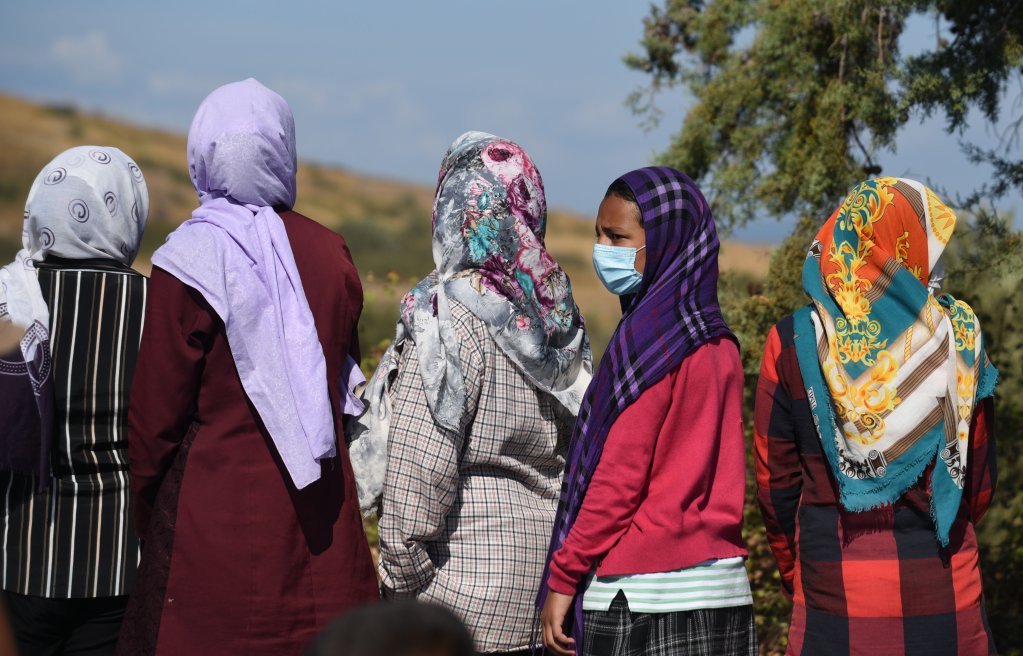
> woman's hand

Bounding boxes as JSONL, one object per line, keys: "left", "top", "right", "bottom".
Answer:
{"left": 541, "top": 590, "right": 576, "bottom": 655}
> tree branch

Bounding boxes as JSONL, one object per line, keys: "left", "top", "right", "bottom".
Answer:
{"left": 878, "top": 7, "right": 886, "bottom": 65}
{"left": 851, "top": 126, "right": 879, "bottom": 174}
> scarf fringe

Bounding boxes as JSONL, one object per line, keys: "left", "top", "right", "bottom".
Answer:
{"left": 977, "top": 357, "right": 999, "bottom": 401}
{"left": 927, "top": 481, "right": 949, "bottom": 548}
{"left": 835, "top": 444, "right": 937, "bottom": 514}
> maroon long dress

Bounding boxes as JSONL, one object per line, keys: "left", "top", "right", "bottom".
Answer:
{"left": 118, "top": 211, "right": 378, "bottom": 655}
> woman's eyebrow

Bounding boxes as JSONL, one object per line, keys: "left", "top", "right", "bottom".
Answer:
{"left": 601, "top": 222, "right": 637, "bottom": 232}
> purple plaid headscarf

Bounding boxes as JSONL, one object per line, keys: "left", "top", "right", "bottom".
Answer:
{"left": 535, "top": 166, "right": 735, "bottom": 646}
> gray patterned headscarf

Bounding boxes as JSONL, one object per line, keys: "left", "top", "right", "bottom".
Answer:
{"left": 348, "top": 131, "right": 591, "bottom": 513}
{"left": 0, "top": 145, "right": 148, "bottom": 483}
{"left": 1, "top": 144, "right": 148, "bottom": 354}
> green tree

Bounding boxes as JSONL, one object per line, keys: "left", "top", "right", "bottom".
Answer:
{"left": 902, "top": 2, "right": 1023, "bottom": 205}
{"left": 626, "top": 0, "right": 1023, "bottom": 230}
{"left": 626, "top": 0, "right": 913, "bottom": 230}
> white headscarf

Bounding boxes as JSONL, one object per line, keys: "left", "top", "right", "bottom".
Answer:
{"left": 0, "top": 145, "right": 148, "bottom": 370}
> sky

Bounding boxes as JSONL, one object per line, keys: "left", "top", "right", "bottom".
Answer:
{"left": 1, "top": 1, "right": 1019, "bottom": 241}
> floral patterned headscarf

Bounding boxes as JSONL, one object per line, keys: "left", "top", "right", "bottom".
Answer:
{"left": 348, "top": 132, "right": 590, "bottom": 512}
{"left": 794, "top": 177, "right": 997, "bottom": 546}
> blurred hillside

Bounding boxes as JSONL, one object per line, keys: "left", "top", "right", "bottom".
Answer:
{"left": 0, "top": 93, "right": 773, "bottom": 362}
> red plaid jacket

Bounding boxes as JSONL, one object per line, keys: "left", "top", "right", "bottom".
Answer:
{"left": 755, "top": 313, "right": 997, "bottom": 655}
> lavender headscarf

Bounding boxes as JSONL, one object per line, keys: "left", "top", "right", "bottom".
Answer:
{"left": 152, "top": 79, "right": 333, "bottom": 490}
{"left": 535, "top": 167, "right": 736, "bottom": 645}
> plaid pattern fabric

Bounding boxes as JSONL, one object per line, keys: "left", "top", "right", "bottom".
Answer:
{"left": 540, "top": 167, "right": 735, "bottom": 630}
{"left": 755, "top": 314, "right": 998, "bottom": 655}
{"left": 582, "top": 591, "right": 756, "bottom": 656}
{"left": 378, "top": 300, "right": 573, "bottom": 653}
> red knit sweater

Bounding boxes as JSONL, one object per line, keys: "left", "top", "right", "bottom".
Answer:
{"left": 548, "top": 337, "right": 748, "bottom": 595}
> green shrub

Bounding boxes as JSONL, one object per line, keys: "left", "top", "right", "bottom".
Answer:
{"left": 944, "top": 214, "right": 1023, "bottom": 655}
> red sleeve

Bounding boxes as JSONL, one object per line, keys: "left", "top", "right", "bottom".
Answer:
{"left": 754, "top": 326, "right": 801, "bottom": 598}
{"left": 965, "top": 396, "right": 996, "bottom": 523}
{"left": 547, "top": 371, "right": 673, "bottom": 595}
{"left": 128, "top": 267, "right": 214, "bottom": 539}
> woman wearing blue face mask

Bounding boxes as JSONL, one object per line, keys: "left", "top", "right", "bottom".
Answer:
{"left": 591, "top": 180, "right": 647, "bottom": 295}
{"left": 538, "top": 168, "right": 756, "bottom": 656}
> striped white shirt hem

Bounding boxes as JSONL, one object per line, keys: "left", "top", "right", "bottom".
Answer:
{"left": 582, "top": 557, "right": 753, "bottom": 613}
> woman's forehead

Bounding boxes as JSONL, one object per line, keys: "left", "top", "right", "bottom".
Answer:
{"left": 597, "top": 195, "right": 641, "bottom": 226}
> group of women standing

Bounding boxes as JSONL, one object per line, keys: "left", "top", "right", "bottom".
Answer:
{"left": 0, "top": 78, "right": 1001, "bottom": 656}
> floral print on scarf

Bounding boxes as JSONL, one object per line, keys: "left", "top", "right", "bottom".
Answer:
{"left": 347, "top": 131, "right": 591, "bottom": 514}
{"left": 421, "top": 132, "right": 587, "bottom": 358}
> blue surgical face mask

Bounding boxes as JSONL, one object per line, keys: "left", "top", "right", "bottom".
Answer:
{"left": 593, "top": 243, "right": 646, "bottom": 295}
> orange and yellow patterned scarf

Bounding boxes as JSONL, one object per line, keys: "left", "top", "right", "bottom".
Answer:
{"left": 795, "top": 177, "right": 997, "bottom": 545}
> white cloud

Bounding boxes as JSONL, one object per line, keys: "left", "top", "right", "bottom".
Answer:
{"left": 48, "top": 32, "right": 122, "bottom": 83}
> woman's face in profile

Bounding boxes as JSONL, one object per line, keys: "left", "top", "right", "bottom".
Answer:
{"left": 595, "top": 194, "right": 646, "bottom": 275}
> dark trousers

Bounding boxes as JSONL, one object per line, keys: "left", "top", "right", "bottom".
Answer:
{"left": 3, "top": 592, "right": 127, "bottom": 656}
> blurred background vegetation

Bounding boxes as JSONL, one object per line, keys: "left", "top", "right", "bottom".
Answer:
{"left": 2, "top": 1, "right": 1021, "bottom": 653}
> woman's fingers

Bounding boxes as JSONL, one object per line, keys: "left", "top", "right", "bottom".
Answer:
{"left": 541, "top": 590, "right": 577, "bottom": 655}
{"left": 550, "top": 620, "right": 576, "bottom": 655}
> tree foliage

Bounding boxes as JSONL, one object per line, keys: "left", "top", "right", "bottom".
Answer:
{"left": 903, "top": 2, "right": 1023, "bottom": 207}
{"left": 901, "top": 2, "right": 1023, "bottom": 137}
{"left": 627, "top": 0, "right": 1023, "bottom": 230}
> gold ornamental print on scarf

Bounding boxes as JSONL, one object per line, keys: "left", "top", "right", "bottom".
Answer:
{"left": 795, "top": 177, "right": 997, "bottom": 545}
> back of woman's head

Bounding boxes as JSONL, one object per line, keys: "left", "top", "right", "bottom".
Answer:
{"left": 306, "top": 601, "right": 474, "bottom": 656}
{"left": 23, "top": 145, "right": 148, "bottom": 265}
{"left": 187, "top": 78, "right": 297, "bottom": 209}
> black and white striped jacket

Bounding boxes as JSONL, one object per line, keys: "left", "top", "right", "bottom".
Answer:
{"left": 1, "top": 257, "right": 146, "bottom": 598}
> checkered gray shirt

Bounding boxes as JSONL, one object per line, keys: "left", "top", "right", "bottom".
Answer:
{"left": 378, "top": 300, "right": 574, "bottom": 652}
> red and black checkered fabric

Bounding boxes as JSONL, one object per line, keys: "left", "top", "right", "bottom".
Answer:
{"left": 754, "top": 313, "right": 998, "bottom": 655}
